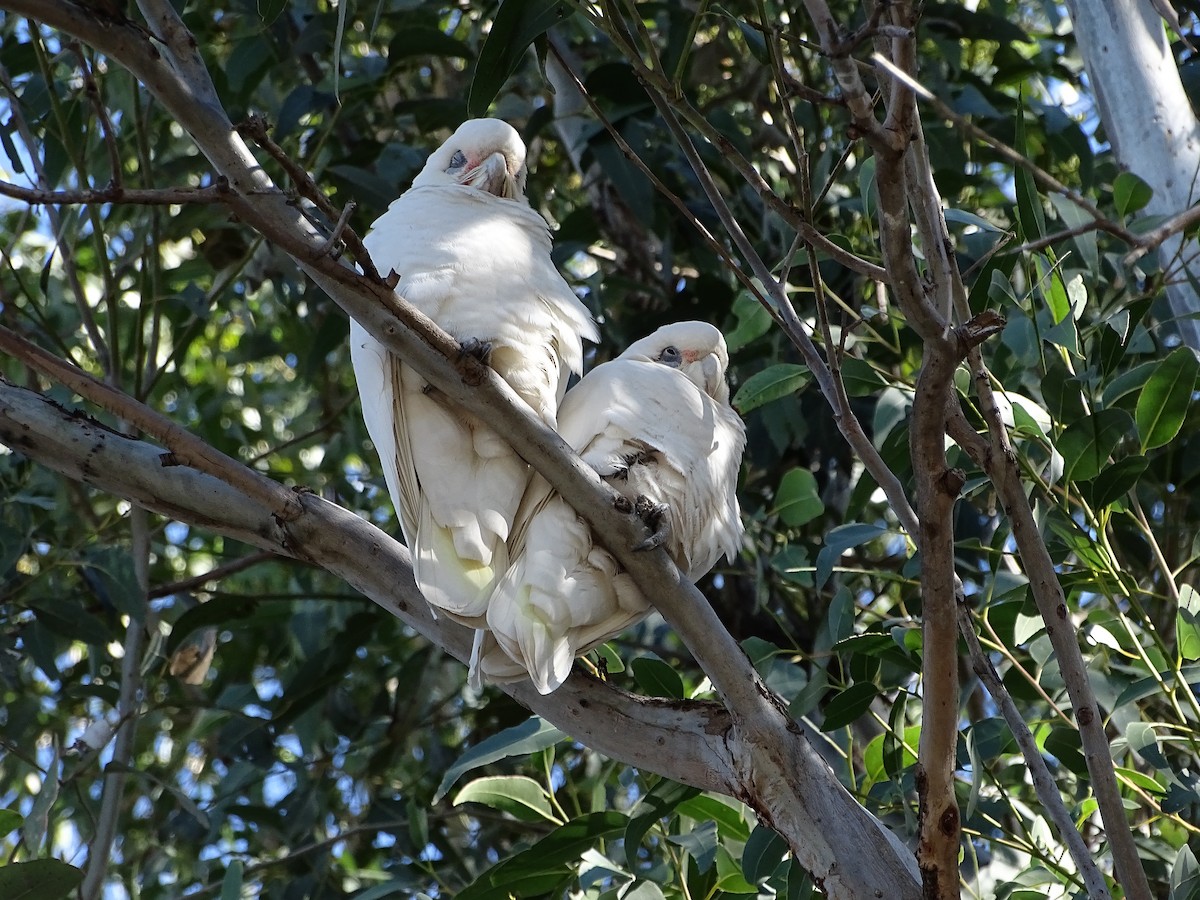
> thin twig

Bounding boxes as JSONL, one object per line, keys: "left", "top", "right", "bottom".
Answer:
{"left": 148, "top": 550, "right": 286, "bottom": 599}
{"left": 958, "top": 601, "right": 1113, "bottom": 899}
{"left": 68, "top": 41, "right": 124, "bottom": 189}
{"left": 81, "top": 506, "right": 150, "bottom": 900}
{"left": 0, "top": 179, "right": 231, "bottom": 206}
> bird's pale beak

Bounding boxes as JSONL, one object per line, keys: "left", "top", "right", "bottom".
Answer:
{"left": 700, "top": 354, "right": 722, "bottom": 397}
{"left": 462, "top": 152, "right": 518, "bottom": 198}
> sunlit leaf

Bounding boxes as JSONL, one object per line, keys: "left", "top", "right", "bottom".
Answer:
{"left": 725, "top": 292, "right": 773, "bottom": 353}
{"left": 1178, "top": 585, "right": 1200, "bottom": 663}
{"left": 453, "top": 775, "right": 560, "bottom": 824}
{"left": 435, "top": 717, "right": 566, "bottom": 802}
{"left": 675, "top": 795, "right": 751, "bottom": 842}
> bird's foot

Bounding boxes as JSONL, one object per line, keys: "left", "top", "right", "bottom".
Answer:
{"left": 458, "top": 337, "right": 493, "bottom": 366}
{"left": 632, "top": 495, "right": 670, "bottom": 552}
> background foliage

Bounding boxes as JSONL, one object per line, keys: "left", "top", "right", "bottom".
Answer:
{"left": 1, "top": 0, "right": 1199, "bottom": 897}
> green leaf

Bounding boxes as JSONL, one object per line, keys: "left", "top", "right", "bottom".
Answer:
{"left": 1013, "top": 103, "right": 1046, "bottom": 241}
{"left": 943, "top": 207, "right": 1004, "bottom": 232}
{"left": 456, "top": 811, "right": 627, "bottom": 899}
{"left": 1170, "top": 843, "right": 1200, "bottom": 900}
{"left": 625, "top": 779, "right": 701, "bottom": 869}
{"left": 622, "top": 882, "right": 667, "bottom": 900}
{"left": 742, "top": 824, "right": 789, "bottom": 883}
{"left": 733, "top": 363, "right": 811, "bottom": 414}
{"left": 772, "top": 468, "right": 824, "bottom": 527}
{"left": 469, "top": 0, "right": 571, "bottom": 116}
{"left": 714, "top": 844, "right": 760, "bottom": 894}
{"left": 1056, "top": 409, "right": 1133, "bottom": 483}
{"left": 351, "top": 883, "right": 413, "bottom": 900}
{"left": 23, "top": 751, "right": 58, "bottom": 855}
{"left": 220, "top": 860, "right": 243, "bottom": 900}
{"left": 0, "top": 861, "right": 82, "bottom": 900}
{"left": 667, "top": 819, "right": 719, "bottom": 872}
{"left": 1126, "top": 721, "right": 1169, "bottom": 770}
{"left": 0, "top": 808, "right": 21, "bottom": 837}
{"left": 453, "top": 775, "right": 559, "bottom": 823}
{"left": 820, "top": 682, "right": 878, "bottom": 731}
{"left": 434, "top": 717, "right": 565, "bottom": 802}
{"left": 1043, "top": 727, "right": 1087, "bottom": 777}
{"left": 1136, "top": 346, "right": 1199, "bottom": 452}
{"left": 840, "top": 357, "right": 888, "bottom": 396}
{"left": 725, "top": 292, "right": 772, "bottom": 352}
{"left": 1178, "top": 584, "right": 1200, "bottom": 662}
{"left": 816, "top": 523, "right": 888, "bottom": 589}
{"left": 630, "top": 657, "right": 685, "bottom": 699}
{"left": 1114, "top": 171, "right": 1153, "bottom": 217}
{"left": 1087, "top": 455, "right": 1149, "bottom": 509}
{"left": 858, "top": 154, "right": 877, "bottom": 220}
{"left": 388, "top": 28, "right": 473, "bottom": 62}
{"left": 675, "top": 795, "right": 751, "bottom": 842}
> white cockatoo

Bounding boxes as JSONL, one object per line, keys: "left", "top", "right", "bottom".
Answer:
{"left": 476, "top": 321, "right": 746, "bottom": 694}
{"left": 349, "top": 119, "right": 599, "bottom": 624}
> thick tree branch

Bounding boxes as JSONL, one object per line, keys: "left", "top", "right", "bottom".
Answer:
{"left": 0, "top": 377, "right": 735, "bottom": 793}
{"left": 909, "top": 313, "right": 1002, "bottom": 895}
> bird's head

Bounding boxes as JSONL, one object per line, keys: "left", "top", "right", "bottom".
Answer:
{"left": 412, "top": 118, "right": 528, "bottom": 199}
{"left": 621, "top": 321, "right": 732, "bottom": 403}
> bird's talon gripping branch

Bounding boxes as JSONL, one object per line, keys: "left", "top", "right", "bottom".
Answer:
{"left": 632, "top": 495, "right": 671, "bottom": 552}
{"left": 457, "top": 337, "right": 493, "bottom": 366}
{"left": 613, "top": 495, "right": 635, "bottom": 514}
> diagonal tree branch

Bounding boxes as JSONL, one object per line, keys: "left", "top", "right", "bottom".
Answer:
{"left": 0, "top": 375, "right": 735, "bottom": 792}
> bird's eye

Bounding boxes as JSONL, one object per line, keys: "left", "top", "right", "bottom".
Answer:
{"left": 449, "top": 150, "right": 468, "bottom": 170}
{"left": 659, "top": 345, "right": 682, "bottom": 367}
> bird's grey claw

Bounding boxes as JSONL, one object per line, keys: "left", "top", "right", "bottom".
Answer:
{"left": 632, "top": 495, "right": 670, "bottom": 552}
{"left": 613, "top": 496, "right": 634, "bottom": 514}
{"left": 458, "top": 337, "right": 493, "bottom": 365}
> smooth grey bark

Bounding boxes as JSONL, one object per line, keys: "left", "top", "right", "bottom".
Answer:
{"left": 1068, "top": 0, "right": 1200, "bottom": 349}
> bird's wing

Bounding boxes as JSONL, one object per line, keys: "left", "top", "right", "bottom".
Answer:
{"left": 349, "top": 319, "right": 420, "bottom": 543}
{"left": 562, "top": 358, "right": 746, "bottom": 579}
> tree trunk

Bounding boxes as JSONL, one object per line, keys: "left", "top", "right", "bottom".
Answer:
{"left": 1068, "top": 0, "right": 1200, "bottom": 349}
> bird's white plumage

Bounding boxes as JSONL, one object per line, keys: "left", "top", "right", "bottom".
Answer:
{"left": 480, "top": 321, "right": 746, "bottom": 694}
{"left": 349, "top": 119, "right": 598, "bottom": 624}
